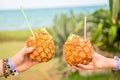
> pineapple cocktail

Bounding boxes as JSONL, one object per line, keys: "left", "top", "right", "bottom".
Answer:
{"left": 64, "top": 34, "right": 93, "bottom": 66}
{"left": 64, "top": 16, "right": 94, "bottom": 66}
{"left": 26, "top": 28, "right": 55, "bottom": 62}
{"left": 21, "top": 7, "right": 55, "bottom": 62}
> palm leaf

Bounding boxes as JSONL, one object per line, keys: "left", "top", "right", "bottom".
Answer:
{"left": 92, "top": 23, "right": 103, "bottom": 42}
{"left": 108, "top": 25, "right": 118, "bottom": 44}
{"left": 112, "top": 0, "right": 119, "bottom": 24}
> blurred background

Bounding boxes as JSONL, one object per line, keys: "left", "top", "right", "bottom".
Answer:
{"left": 0, "top": 0, "right": 120, "bottom": 80}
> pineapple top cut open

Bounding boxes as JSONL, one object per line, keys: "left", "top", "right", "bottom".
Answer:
{"left": 64, "top": 34, "right": 93, "bottom": 66}
{"left": 26, "top": 28, "right": 55, "bottom": 62}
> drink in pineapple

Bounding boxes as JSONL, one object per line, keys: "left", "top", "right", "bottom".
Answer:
{"left": 26, "top": 28, "right": 55, "bottom": 62}
{"left": 21, "top": 7, "right": 55, "bottom": 62}
{"left": 64, "top": 34, "right": 93, "bottom": 66}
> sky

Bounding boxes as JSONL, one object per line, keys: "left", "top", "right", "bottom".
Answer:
{"left": 0, "top": 0, "right": 109, "bottom": 10}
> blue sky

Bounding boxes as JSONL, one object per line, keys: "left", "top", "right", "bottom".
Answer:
{"left": 0, "top": 0, "right": 109, "bottom": 10}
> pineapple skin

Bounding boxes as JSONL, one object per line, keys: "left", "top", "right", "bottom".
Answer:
{"left": 26, "top": 31, "right": 55, "bottom": 62}
{"left": 64, "top": 37, "right": 93, "bottom": 66}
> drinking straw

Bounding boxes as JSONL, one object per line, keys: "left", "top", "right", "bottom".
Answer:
{"left": 20, "top": 6, "right": 34, "bottom": 37}
{"left": 84, "top": 16, "right": 86, "bottom": 40}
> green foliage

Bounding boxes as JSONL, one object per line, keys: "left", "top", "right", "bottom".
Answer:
{"left": 92, "top": 23, "right": 103, "bottom": 42}
{"left": 108, "top": 25, "right": 118, "bottom": 44}
{"left": 63, "top": 71, "right": 116, "bottom": 80}
{"left": 109, "top": 0, "right": 112, "bottom": 15}
{"left": 91, "top": 0, "right": 120, "bottom": 52}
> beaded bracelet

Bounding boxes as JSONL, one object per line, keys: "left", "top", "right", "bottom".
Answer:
{"left": 3, "top": 59, "right": 14, "bottom": 78}
{"left": 113, "top": 56, "right": 120, "bottom": 70}
{"left": 8, "top": 58, "right": 18, "bottom": 75}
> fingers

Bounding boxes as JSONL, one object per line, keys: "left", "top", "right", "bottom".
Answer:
{"left": 72, "top": 62, "right": 95, "bottom": 71}
{"left": 21, "top": 47, "right": 34, "bottom": 56}
{"left": 77, "top": 63, "right": 92, "bottom": 69}
{"left": 72, "top": 66, "right": 84, "bottom": 71}
{"left": 24, "top": 47, "right": 34, "bottom": 53}
{"left": 32, "top": 61, "right": 39, "bottom": 65}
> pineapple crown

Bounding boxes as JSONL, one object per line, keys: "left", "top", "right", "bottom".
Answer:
{"left": 67, "top": 33, "right": 79, "bottom": 41}
{"left": 40, "top": 27, "right": 49, "bottom": 34}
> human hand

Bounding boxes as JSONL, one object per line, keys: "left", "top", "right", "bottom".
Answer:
{"left": 72, "top": 52, "right": 116, "bottom": 70}
{"left": 11, "top": 47, "right": 38, "bottom": 73}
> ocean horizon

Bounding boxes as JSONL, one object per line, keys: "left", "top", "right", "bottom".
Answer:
{"left": 0, "top": 5, "right": 108, "bottom": 31}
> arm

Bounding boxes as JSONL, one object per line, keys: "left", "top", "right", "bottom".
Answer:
{"left": 72, "top": 52, "right": 117, "bottom": 70}
{"left": 0, "top": 47, "right": 38, "bottom": 78}
{"left": 0, "top": 60, "right": 4, "bottom": 77}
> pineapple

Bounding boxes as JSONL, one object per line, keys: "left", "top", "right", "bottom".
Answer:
{"left": 63, "top": 34, "right": 93, "bottom": 66}
{"left": 26, "top": 28, "right": 55, "bottom": 62}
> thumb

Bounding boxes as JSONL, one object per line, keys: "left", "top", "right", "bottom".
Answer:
{"left": 22, "top": 47, "right": 34, "bottom": 56}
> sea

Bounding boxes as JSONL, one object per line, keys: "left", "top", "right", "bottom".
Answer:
{"left": 0, "top": 5, "right": 108, "bottom": 31}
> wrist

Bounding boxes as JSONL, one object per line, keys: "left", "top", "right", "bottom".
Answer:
{"left": 105, "top": 58, "right": 116, "bottom": 69}
{"left": 11, "top": 57, "right": 19, "bottom": 71}
{"left": 11, "top": 57, "right": 17, "bottom": 67}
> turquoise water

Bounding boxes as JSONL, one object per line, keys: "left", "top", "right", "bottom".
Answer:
{"left": 0, "top": 5, "right": 108, "bottom": 31}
